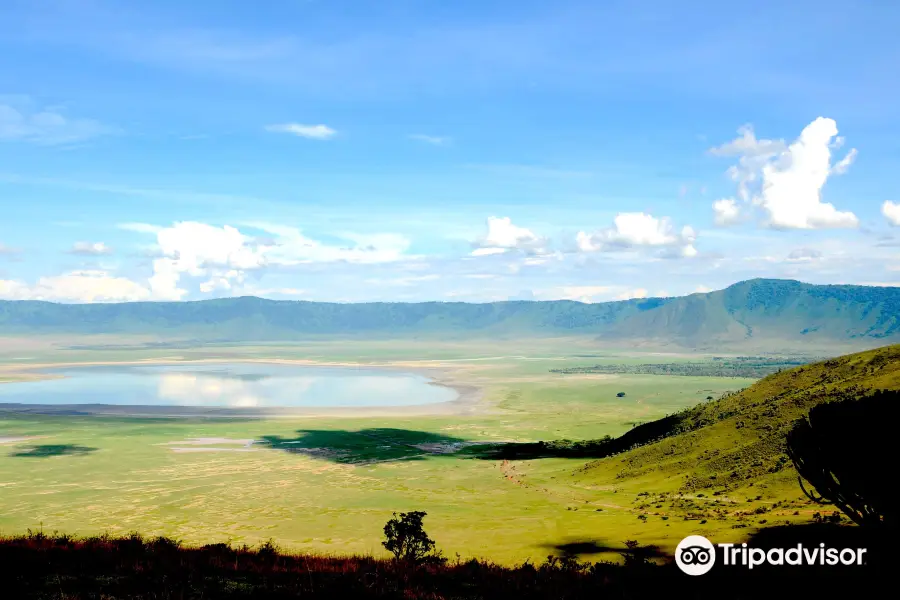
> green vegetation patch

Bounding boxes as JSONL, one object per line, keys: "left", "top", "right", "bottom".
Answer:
{"left": 550, "top": 356, "right": 813, "bottom": 379}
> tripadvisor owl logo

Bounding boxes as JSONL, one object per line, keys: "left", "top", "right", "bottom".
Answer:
{"left": 675, "top": 535, "right": 716, "bottom": 575}
{"left": 674, "top": 534, "right": 869, "bottom": 575}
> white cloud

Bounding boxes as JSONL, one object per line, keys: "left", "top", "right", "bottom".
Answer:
{"left": 471, "top": 216, "right": 547, "bottom": 256}
{"left": 471, "top": 247, "right": 507, "bottom": 257}
{"left": 69, "top": 241, "right": 112, "bottom": 256}
{"left": 558, "top": 285, "right": 614, "bottom": 303}
{"left": 0, "top": 243, "right": 19, "bottom": 257}
{"left": 409, "top": 134, "right": 450, "bottom": 146}
{"left": 522, "top": 254, "right": 560, "bottom": 266}
{"left": 149, "top": 222, "right": 267, "bottom": 300}
{"left": 709, "top": 124, "right": 786, "bottom": 159}
{"left": 252, "top": 225, "right": 411, "bottom": 265}
{"left": 712, "top": 198, "right": 741, "bottom": 226}
{"left": 710, "top": 117, "right": 858, "bottom": 229}
{"left": 0, "top": 100, "right": 114, "bottom": 145}
{"left": 0, "top": 270, "right": 150, "bottom": 302}
{"left": 882, "top": 201, "right": 900, "bottom": 226}
{"left": 615, "top": 288, "right": 648, "bottom": 300}
{"left": 576, "top": 212, "right": 698, "bottom": 258}
{"left": 265, "top": 123, "right": 336, "bottom": 139}
{"left": 831, "top": 148, "right": 857, "bottom": 175}
{"left": 145, "top": 221, "right": 412, "bottom": 300}
{"left": 694, "top": 285, "right": 712, "bottom": 293}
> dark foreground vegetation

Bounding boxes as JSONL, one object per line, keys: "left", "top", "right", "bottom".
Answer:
{"left": 0, "top": 525, "right": 889, "bottom": 600}
{"left": 787, "top": 389, "right": 899, "bottom": 530}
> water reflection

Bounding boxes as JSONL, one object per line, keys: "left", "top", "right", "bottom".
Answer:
{"left": 0, "top": 364, "right": 458, "bottom": 408}
{"left": 157, "top": 373, "right": 265, "bottom": 407}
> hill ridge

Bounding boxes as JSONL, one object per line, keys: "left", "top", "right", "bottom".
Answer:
{"left": 1, "top": 278, "right": 899, "bottom": 349}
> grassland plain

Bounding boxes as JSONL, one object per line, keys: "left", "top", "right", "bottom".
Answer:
{"left": 0, "top": 336, "right": 808, "bottom": 565}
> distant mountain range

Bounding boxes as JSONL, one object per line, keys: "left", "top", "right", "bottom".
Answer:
{"left": 1, "top": 279, "right": 898, "bottom": 350}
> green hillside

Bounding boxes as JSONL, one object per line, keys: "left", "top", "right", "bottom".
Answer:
{"left": 607, "top": 279, "right": 900, "bottom": 347}
{"left": 575, "top": 344, "right": 900, "bottom": 503}
{"left": 1, "top": 279, "right": 899, "bottom": 349}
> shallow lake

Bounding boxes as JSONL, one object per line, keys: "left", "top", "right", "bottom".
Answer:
{"left": 0, "top": 363, "right": 459, "bottom": 408}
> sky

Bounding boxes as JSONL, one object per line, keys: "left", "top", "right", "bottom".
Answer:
{"left": 1, "top": 0, "right": 899, "bottom": 304}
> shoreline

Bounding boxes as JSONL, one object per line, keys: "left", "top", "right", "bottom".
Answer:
{"left": 0, "top": 357, "right": 486, "bottom": 418}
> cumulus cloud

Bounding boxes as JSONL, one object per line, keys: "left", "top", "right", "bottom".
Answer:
{"left": 882, "top": 201, "right": 900, "bottom": 226}
{"left": 0, "top": 270, "right": 150, "bottom": 302}
{"left": 471, "top": 216, "right": 547, "bottom": 256}
{"left": 712, "top": 198, "right": 741, "bottom": 226}
{"left": 149, "top": 222, "right": 266, "bottom": 300}
{"left": 0, "top": 100, "right": 115, "bottom": 145}
{"left": 69, "top": 241, "right": 112, "bottom": 256}
{"left": 576, "top": 212, "right": 698, "bottom": 258}
{"left": 265, "top": 123, "right": 336, "bottom": 139}
{"left": 709, "top": 124, "right": 786, "bottom": 160}
{"left": 128, "top": 221, "right": 412, "bottom": 300}
{"left": 709, "top": 117, "right": 858, "bottom": 229}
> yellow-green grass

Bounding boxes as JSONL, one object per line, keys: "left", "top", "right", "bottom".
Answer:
{"left": 574, "top": 344, "right": 900, "bottom": 548}
{"left": 0, "top": 339, "right": 758, "bottom": 564}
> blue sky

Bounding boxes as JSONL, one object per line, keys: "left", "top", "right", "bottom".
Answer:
{"left": 1, "top": 0, "right": 899, "bottom": 303}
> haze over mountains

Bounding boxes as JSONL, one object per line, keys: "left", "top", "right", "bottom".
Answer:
{"left": 1, "top": 279, "right": 898, "bottom": 351}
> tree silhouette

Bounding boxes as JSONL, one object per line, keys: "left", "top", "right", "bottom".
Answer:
{"left": 382, "top": 511, "right": 440, "bottom": 564}
{"left": 786, "top": 390, "right": 899, "bottom": 530}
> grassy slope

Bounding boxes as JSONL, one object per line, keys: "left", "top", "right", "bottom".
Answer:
{"left": 575, "top": 344, "right": 900, "bottom": 522}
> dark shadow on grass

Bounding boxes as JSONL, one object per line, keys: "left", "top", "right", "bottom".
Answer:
{"left": 460, "top": 413, "right": 689, "bottom": 460}
{"left": 257, "top": 415, "right": 691, "bottom": 464}
{"left": 10, "top": 444, "right": 97, "bottom": 458}
{"left": 545, "top": 539, "right": 669, "bottom": 561}
{"left": 258, "top": 428, "right": 474, "bottom": 464}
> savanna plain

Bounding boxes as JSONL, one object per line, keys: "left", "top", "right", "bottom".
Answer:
{"left": 0, "top": 336, "right": 826, "bottom": 564}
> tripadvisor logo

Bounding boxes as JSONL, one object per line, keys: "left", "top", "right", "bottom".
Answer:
{"left": 676, "top": 535, "right": 716, "bottom": 575}
{"left": 675, "top": 535, "right": 867, "bottom": 575}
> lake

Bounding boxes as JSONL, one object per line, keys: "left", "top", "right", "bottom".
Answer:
{"left": 0, "top": 363, "right": 459, "bottom": 409}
